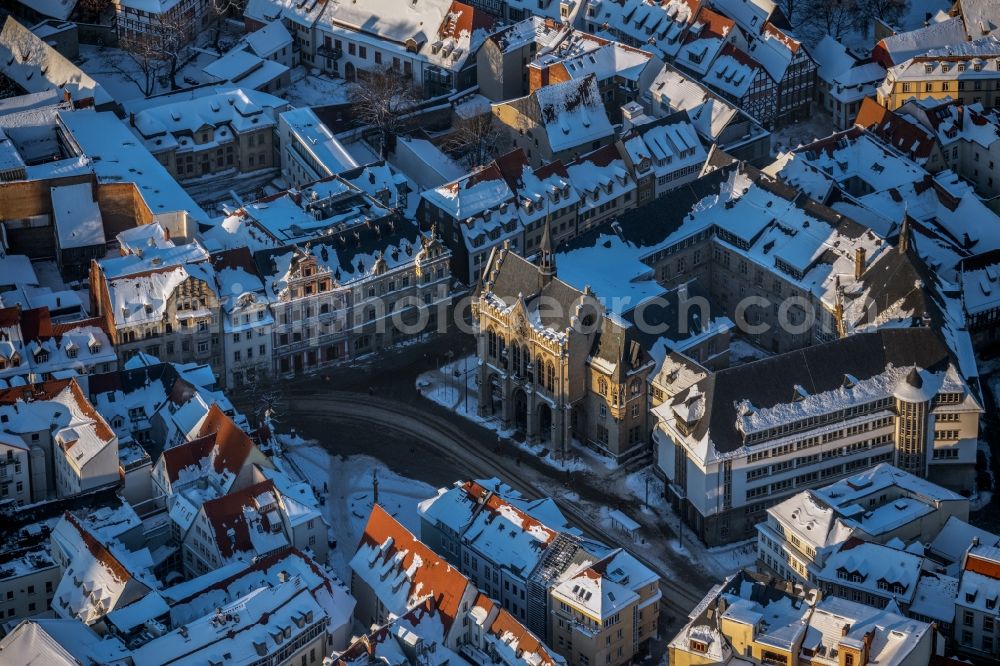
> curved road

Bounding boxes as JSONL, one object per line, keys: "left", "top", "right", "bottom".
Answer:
{"left": 283, "top": 387, "right": 713, "bottom": 620}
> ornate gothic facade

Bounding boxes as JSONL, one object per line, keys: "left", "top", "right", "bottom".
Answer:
{"left": 473, "top": 224, "right": 653, "bottom": 462}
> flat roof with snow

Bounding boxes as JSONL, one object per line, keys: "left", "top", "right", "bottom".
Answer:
{"left": 50, "top": 182, "right": 105, "bottom": 249}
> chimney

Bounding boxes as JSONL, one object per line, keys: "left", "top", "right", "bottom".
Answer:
{"left": 854, "top": 247, "right": 866, "bottom": 280}
{"left": 63, "top": 89, "right": 72, "bottom": 104}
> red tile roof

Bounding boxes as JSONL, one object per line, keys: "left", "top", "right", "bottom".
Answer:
{"left": 161, "top": 432, "right": 218, "bottom": 483}
{"left": 854, "top": 97, "right": 937, "bottom": 162}
{"left": 488, "top": 606, "right": 562, "bottom": 666}
{"left": 201, "top": 478, "right": 277, "bottom": 558}
{"left": 357, "top": 504, "right": 470, "bottom": 633}
{"left": 438, "top": 0, "right": 495, "bottom": 41}
{"left": 64, "top": 512, "right": 131, "bottom": 584}
{"left": 762, "top": 21, "right": 800, "bottom": 52}
{"left": 691, "top": 7, "right": 734, "bottom": 41}
{"left": 965, "top": 551, "right": 1000, "bottom": 579}
{"left": 196, "top": 403, "right": 254, "bottom": 478}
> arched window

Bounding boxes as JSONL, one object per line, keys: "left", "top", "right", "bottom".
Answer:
{"left": 512, "top": 345, "right": 521, "bottom": 374}
{"left": 522, "top": 347, "right": 531, "bottom": 378}
{"left": 598, "top": 378, "right": 608, "bottom": 395}
{"left": 630, "top": 379, "right": 641, "bottom": 396}
{"left": 498, "top": 336, "right": 507, "bottom": 361}
{"left": 547, "top": 362, "right": 555, "bottom": 392}
{"left": 487, "top": 328, "right": 497, "bottom": 358}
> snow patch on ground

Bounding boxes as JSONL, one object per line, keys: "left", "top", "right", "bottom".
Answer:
{"left": 281, "top": 434, "right": 435, "bottom": 581}
{"left": 285, "top": 69, "right": 351, "bottom": 108}
{"left": 416, "top": 355, "right": 608, "bottom": 473}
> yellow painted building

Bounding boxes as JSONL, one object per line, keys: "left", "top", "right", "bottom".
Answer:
{"left": 877, "top": 48, "right": 1000, "bottom": 111}
{"left": 668, "top": 571, "right": 935, "bottom": 666}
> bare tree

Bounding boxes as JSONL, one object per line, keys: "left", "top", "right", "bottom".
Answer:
{"left": 118, "top": 30, "right": 166, "bottom": 97}
{"left": 209, "top": 0, "right": 243, "bottom": 50}
{"left": 442, "top": 114, "right": 512, "bottom": 170}
{"left": 852, "top": 0, "right": 909, "bottom": 32}
{"left": 775, "top": 0, "right": 803, "bottom": 27}
{"left": 349, "top": 67, "right": 422, "bottom": 159}
{"left": 154, "top": 12, "right": 191, "bottom": 91}
{"left": 800, "top": 0, "right": 856, "bottom": 40}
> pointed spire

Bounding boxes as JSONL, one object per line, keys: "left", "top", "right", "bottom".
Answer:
{"left": 538, "top": 216, "right": 556, "bottom": 282}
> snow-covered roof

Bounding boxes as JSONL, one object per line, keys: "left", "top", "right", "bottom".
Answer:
{"left": 422, "top": 163, "right": 516, "bottom": 220}
{"left": 929, "top": 516, "right": 1000, "bottom": 564}
{"left": 133, "top": 576, "right": 325, "bottom": 664}
{"left": 50, "top": 182, "right": 105, "bottom": 250}
{"left": 253, "top": 216, "right": 430, "bottom": 299}
{"left": 244, "top": 20, "right": 293, "bottom": 58}
{"left": 818, "top": 541, "right": 923, "bottom": 603}
{"left": 350, "top": 504, "right": 472, "bottom": 631}
{"left": 552, "top": 559, "right": 640, "bottom": 619}
{"left": 584, "top": 0, "right": 698, "bottom": 60}
{"left": 132, "top": 88, "right": 285, "bottom": 152}
{"left": 317, "top": 0, "right": 493, "bottom": 73}
{"left": 803, "top": 596, "right": 931, "bottom": 665}
{"left": 701, "top": 45, "right": 763, "bottom": 98}
{"left": 647, "top": 65, "right": 739, "bottom": 143}
{"left": 117, "top": 222, "right": 173, "bottom": 255}
{"left": 202, "top": 49, "right": 289, "bottom": 91}
{"left": 98, "top": 250, "right": 215, "bottom": 329}
{"left": 909, "top": 572, "right": 958, "bottom": 623}
{"left": 879, "top": 35, "right": 1000, "bottom": 96}
{"left": 566, "top": 143, "right": 634, "bottom": 214}
{"left": 767, "top": 491, "right": 856, "bottom": 552}
{"left": 0, "top": 17, "right": 111, "bottom": 107}
{"left": 0, "top": 619, "right": 130, "bottom": 666}
{"left": 51, "top": 512, "right": 155, "bottom": 625}
{"left": 162, "top": 546, "right": 352, "bottom": 633}
{"left": 816, "top": 462, "right": 966, "bottom": 508}
{"left": 812, "top": 36, "right": 886, "bottom": 103}
{"left": 874, "top": 16, "right": 971, "bottom": 67}
{"left": 485, "top": 16, "right": 567, "bottom": 55}
{"left": 625, "top": 115, "right": 707, "bottom": 179}
{"left": 221, "top": 177, "right": 393, "bottom": 250}
{"left": 396, "top": 136, "right": 464, "bottom": 183}
{"left": 531, "top": 31, "right": 655, "bottom": 83}
{"left": 279, "top": 107, "right": 358, "bottom": 178}
{"left": 532, "top": 75, "right": 614, "bottom": 153}
{"left": 57, "top": 110, "right": 208, "bottom": 222}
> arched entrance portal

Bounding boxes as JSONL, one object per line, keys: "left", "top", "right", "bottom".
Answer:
{"left": 488, "top": 374, "right": 502, "bottom": 415}
{"left": 538, "top": 402, "right": 552, "bottom": 442}
{"left": 512, "top": 388, "right": 528, "bottom": 432}
{"left": 344, "top": 62, "right": 356, "bottom": 82}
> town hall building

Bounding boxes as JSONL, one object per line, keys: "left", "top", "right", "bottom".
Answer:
{"left": 474, "top": 222, "right": 654, "bottom": 463}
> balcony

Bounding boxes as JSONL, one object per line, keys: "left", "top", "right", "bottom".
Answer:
{"left": 317, "top": 44, "right": 343, "bottom": 60}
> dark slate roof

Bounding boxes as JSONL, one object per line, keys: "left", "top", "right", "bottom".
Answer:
{"left": 622, "top": 280, "right": 723, "bottom": 347}
{"left": 253, "top": 214, "right": 422, "bottom": 282}
{"left": 673, "top": 327, "right": 955, "bottom": 454}
{"left": 608, "top": 166, "right": 734, "bottom": 250}
{"left": 589, "top": 317, "right": 652, "bottom": 381}
{"left": 852, "top": 244, "right": 936, "bottom": 329}
{"left": 483, "top": 250, "right": 550, "bottom": 305}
